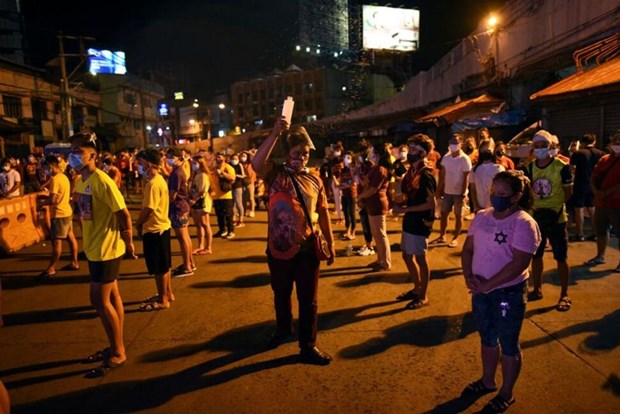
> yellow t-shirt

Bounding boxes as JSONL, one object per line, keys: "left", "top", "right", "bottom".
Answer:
{"left": 211, "top": 163, "right": 236, "bottom": 200}
{"left": 142, "top": 174, "right": 171, "bottom": 233}
{"left": 49, "top": 172, "right": 72, "bottom": 218}
{"left": 75, "top": 169, "right": 127, "bottom": 261}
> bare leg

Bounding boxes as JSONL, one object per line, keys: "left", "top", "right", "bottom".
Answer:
{"left": 203, "top": 213, "right": 213, "bottom": 252}
{"left": 498, "top": 352, "right": 522, "bottom": 401}
{"left": 67, "top": 229, "right": 79, "bottom": 268}
{"left": 191, "top": 210, "right": 204, "bottom": 252}
{"left": 595, "top": 233, "right": 608, "bottom": 259}
{"left": 154, "top": 272, "right": 172, "bottom": 308}
{"left": 574, "top": 207, "right": 584, "bottom": 237}
{"left": 453, "top": 214, "right": 463, "bottom": 240}
{"left": 557, "top": 260, "right": 570, "bottom": 298}
{"left": 46, "top": 239, "right": 63, "bottom": 274}
{"left": 174, "top": 227, "right": 193, "bottom": 270}
{"left": 402, "top": 253, "right": 419, "bottom": 290}
{"left": 439, "top": 213, "right": 448, "bottom": 239}
{"left": 480, "top": 344, "right": 500, "bottom": 389}
{"left": 415, "top": 254, "right": 430, "bottom": 301}
{"left": 531, "top": 257, "right": 543, "bottom": 295}
{"left": 90, "top": 281, "right": 126, "bottom": 364}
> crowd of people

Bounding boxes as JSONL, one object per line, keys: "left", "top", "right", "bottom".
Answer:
{"left": 0, "top": 122, "right": 619, "bottom": 412}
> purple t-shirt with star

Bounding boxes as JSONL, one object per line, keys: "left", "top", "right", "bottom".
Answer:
{"left": 468, "top": 209, "right": 541, "bottom": 290}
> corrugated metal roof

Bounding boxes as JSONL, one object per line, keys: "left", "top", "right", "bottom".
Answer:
{"left": 530, "top": 57, "right": 620, "bottom": 100}
{"left": 416, "top": 94, "right": 504, "bottom": 123}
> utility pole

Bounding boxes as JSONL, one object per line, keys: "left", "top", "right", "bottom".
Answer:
{"left": 138, "top": 87, "right": 147, "bottom": 148}
{"left": 58, "top": 34, "right": 72, "bottom": 140}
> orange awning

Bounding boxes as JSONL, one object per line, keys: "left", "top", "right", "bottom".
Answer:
{"left": 530, "top": 57, "right": 620, "bottom": 100}
{"left": 416, "top": 94, "right": 504, "bottom": 123}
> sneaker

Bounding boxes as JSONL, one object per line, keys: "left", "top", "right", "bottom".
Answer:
{"left": 248, "top": 211, "right": 255, "bottom": 218}
{"left": 299, "top": 347, "right": 332, "bottom": 366}
{"left": 172, "top": 267, "right": 194, "bottom": 278}
{"left": 368, "top": 247, "right": 375, "bottom": 255}
{"left": 213, "top": 231, "right": 223, "bottom": 238}
{"left": 226, "top": 232, "right": 236, "bottom": 239}
{"left": 357, "top": 246, "right": 369, "bottom": 255}
{"left": 220, "top": 231, "right": 229, "bottom": 238}
{"left": 236, "top": 222, "right": 246, "bottom": 228}
{"left": 359, "top": 247, "right": 375, "bottom": 256}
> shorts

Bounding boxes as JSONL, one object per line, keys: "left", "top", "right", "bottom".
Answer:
{"left": 594, "top": 207, "right": 620, "bottom": 236}
{"left": 570, "top": 190, "right": 594, "bottom": 208}
{"left": 142, "top": 229, "right": 172, "bottom": 275}
{"left": 400, "top": 232, "right": 428, "bottom": 255}
{"left": 533, "top": 221, "right": 568, "bottom": 261}
{"left": 88, "top": 257, "right": 122, "bottom": 284}
{"left": 472, "top": 281, "right": 527, "bottom": 357}
{"left": 441, "top": 194, "right": 465, "bottom": 215}
{"left": 50, "top": 217, "right": 73, "bottom": 240}
{"left": 170, "top": 210, "right": 190, "bottom": 229}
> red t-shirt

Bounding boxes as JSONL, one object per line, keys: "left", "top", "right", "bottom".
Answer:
{"left": 592, "top": 154, "right": 620, "bottom": 208}
{"left": 365, "top": 165, "right": 389, "bottom": 216}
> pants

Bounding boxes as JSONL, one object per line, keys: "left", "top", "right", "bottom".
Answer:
{"left": 268, "top": 248, "right": 320, "bottom": 350}
{"left": 331, "top": 180, "right": 343, "bottom": 219}
{"left": 359, "top": 208, "right": 372, "bottom": 243}
{"left": 369, "top": 214, "right": 391, "bottom": 269}
{"left": 342, "top": 193, "right": 356, "bottom": 233}
{"left": 244, "top": 183, "right": 256, "bottom": 213}
{"left": 232, "top": 187, "right": 244, "bottom": 219}
{"left": 214, "top": 199, "right": 234, "bottom": 233}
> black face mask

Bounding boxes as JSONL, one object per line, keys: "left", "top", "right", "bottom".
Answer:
{"left": 495, "top": 150, "right": 505, "bottom": 157}
{"left": 407, "top": 152, "right": 422, "bottom": 164}
{"left": 479, "top": 150, "right": 493, "bottom": 161}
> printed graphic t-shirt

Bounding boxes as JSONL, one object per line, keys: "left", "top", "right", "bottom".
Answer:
{"left": 75, "top": 169, "right": 127, "bottom": 262}
{"left": 402, "top": 165, "right": 436, "bottom": 237}
{"left": 526, "top": 158, "right": 572, "bottom": 223}
{"left": 468, "top": 209, "right": 541, "bottom": 291}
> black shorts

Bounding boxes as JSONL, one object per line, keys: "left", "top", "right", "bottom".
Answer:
{"left": 534, "top": 221, "right": 568, "bottom": 261}
{"left": 143, "top": 229, "right": 172, "bottom": 275}
{"left": 570, "top": 189, "right": 594, "bottom": 208}
{"left": 88, "top": 257, "right": 123, "bottom": 284}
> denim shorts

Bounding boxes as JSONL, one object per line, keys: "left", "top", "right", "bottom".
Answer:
{"left": 472, "top": 281, "right": 527, "bottom": 357}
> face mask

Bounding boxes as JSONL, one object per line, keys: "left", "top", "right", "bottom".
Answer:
{"left": 333, "top": 151, "right": 342, "bottom": 158}
{"left": 479, "top": 150, "right": 493, "bottom": 162}
{"left": 137, "top": 165, "right": 147, "bottom": 176}
{"left": 449, "top": 144, "right": 460, "bottom": 153}
{"left": 216, "top": 159, "right": 223, "bottom": 165}
{"left": 288, "top": 159, "right": 304, "bottom": 171}
{"left": 28, "top": 157, "right": 35, "bottom": 163}
{"left": 240, "top": 156, "right": 247, "bottom": 162}
{"left": 495, "top": 150, "right": 505, "bottom": 157}
{"left": 491, "top": 194, "right": 513, "bottom": 212}
{"left": 407, "top": 152, "right": 422, "bottom": 164}
{"left": 166, "top": 158, "right": 176, "bottom": 167}
{"left": 192, "top": 164, "right": 199, "bottom": 172}
{"left": 358, "top": 155, "right": 365, "bottom": 163}
{"left": 612, "top": 145, "right": 620, "bottom": 154}
{"left": 103, "top": 164, "right": 111, "bottom": 172}
{"left": 399, "top": 151, "right": 408, "bottom": 160}
{"left": 68, "top": 153, "right": 85, "bottom": 171}
{"left": 2, "top": 165, "right": 9, "bottom": 172}
{"left": 534, "top": 148, "right": 549, "bottom": 159}
{"left": 549, "top": 149, "right": 558, "bottom": 157}
{"left": 344, "top": 157, "right": 352, "bottom": 166}
{"left": 231, "top": 160, "right": 239, "bottom": 166}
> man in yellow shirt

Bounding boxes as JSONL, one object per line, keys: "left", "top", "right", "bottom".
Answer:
{"left": 212, "top": 152, "right": 236, "bottom": 239}
{"left": 39, "top": 155, "right": 79, "bottom": 277}
{"left": 70, "top": 132, "right": 136, "bottom": 378}
{"left": 135, "top": 149, "right": 174, "bottom": 310}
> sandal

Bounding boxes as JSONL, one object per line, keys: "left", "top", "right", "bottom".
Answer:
{"left": 84, "top": 359, "right": 126, "bottom": 378}
{"left": 484, "top": 395, "right": 515, "bottom": 413}
{"left": 405, "top": 298, "right": 429, "bottom": 310}
{"left": 556, "top": 296, "right": 572, "bottom": 312}
{"left": 584, "top": 257, "right": 606, "bottom": 266}
{"left": 140, "top": 301, "right": 170, "bottom": 312}
{"left": 429, "top": 237, "right": 447, "bottom": 245}
{"left": 396, "top": 290, "right": 418, "bottom": 301}
{"left": 60, "top": 264, "right": 80, "bottom": 271}
{"left": 527, "top": 290, "right": 543, "bottom": 301}
{"left": 461, "top": 379, "right": 497, "bottom": 396}
{"left": 84, "top": 347, "right": 112, "bottom": 363}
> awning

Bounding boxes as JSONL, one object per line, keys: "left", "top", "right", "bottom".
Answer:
{"left": 416, "top": 94, "right": 504, "bottom": 124}
{"left": 0, "top": 117, "right": 28, "bottom": 133}
{"left": 530, "top": 57, "right": 620, "bottom": 101}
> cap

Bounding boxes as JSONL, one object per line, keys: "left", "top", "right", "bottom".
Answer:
{"left": 532, "top": 130, "right": 553, "bottom": 145}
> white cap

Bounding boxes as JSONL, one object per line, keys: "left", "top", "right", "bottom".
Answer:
{"left": 532, "top": 130, "right": 553, "bottom": 145}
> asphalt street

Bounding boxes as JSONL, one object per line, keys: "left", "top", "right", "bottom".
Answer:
{"left": 0, "top": 198, "right": 619, "bottom": 413}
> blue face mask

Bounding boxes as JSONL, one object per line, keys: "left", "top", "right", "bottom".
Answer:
{"left": 68, "top": 153, "right": 85, "bottom": 171}
{"left": 491, "top": 194, "right": 513, "bottom": 212}
{"left": 534, "top": 148, "right": 549, "bottom": 159}
{"left": 137, "top": 165, "right": 146, "bottom": 176}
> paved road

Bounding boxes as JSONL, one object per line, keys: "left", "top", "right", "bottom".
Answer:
{"left": 1, "top": 202, "right": 619, "bottom": 413}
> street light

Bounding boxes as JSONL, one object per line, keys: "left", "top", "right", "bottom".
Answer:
{"left": 487, "top": 14, "right": 499, "bottom": 32}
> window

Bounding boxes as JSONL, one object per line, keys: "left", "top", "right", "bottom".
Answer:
{"left": 3, "top": 95, "right": 22, "bottom": 118}
{"left": 123, "top": 92, "right": 136, "bottom": 105}
{"left": 142, "top": 96, "right": 151, "bottom": 108}
{"left": 32, "top": 99, "right": 47, "bottom": 121}
{"left": 133, "top": 119, "right": 141, "bottom": 130}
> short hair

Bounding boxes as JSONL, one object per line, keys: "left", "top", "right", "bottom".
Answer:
{"left": 44, "top": 155, "right": 60, "bottom": 166}
{"left": 102, "top": 158, "right": 114, "bottom": 166}
{"left": 407, "top": 133, "right": 433, "bottom": 154}
{"left": 137, "top": 149, "right": 161, "bottom": 166}
{"left": 166, "top": 147, "right": 183, "bottom": 158}
{"left": 286, "top": 126, "right": 314, "bottom": 150}
{"left": 580, "top": 133, "right": 596, "bottom": 145}
{"left": 69, "top": 132, "right": 97, "bottom": 150}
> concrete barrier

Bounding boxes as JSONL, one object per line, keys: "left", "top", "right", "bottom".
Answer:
{"left": 0, "top": 193, "right": 47, "bottom": 254}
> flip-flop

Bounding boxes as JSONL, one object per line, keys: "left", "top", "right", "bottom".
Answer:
{"left": 584, "top": 257, "right": 606, "bottom": 266}
{"left": 429, "top": 238, "right": 447, "bottom": 245}
{"left": 405, "top": 298, "right": 429, "bottom": 310}
{"left": 140, "top": 301, "right": 170, "bottom": 312}
{"left": 84, "top": 359, "right": 126, "bottom": 378}
{"left": 84, "top": 347, "right": 112, "bottom": 363}
{"left": 60, "top": 264, "right": 80, "bottom": 271}
{"left": 461, "top": 379, "right": 497, "bottom": 396}
{"left": 556, "top": 296, "right": 572, "bottom": 312}
{"left": 396, "top": 290, "right": 418, "bottom": 301}
{"left": 38, "top": 271, "right": 56, "bottom": 278}
{"left": 527, "top": 290, "right": 543, "bottom": 301}
{"left": 484, "top": 395, "right": 515, "bottom": 413}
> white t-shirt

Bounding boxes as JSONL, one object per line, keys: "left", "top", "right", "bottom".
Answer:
{"left": 473, "top": 163, "right": 505, "bottom": 209}
{"left": 0, "top": 169, "right": 21, "bottom": 198}
{"left": 441, "top": 151, "right": 472, "bottom": 195}
{"left": 468, "top": 209, "right": 541, "bottom": 291}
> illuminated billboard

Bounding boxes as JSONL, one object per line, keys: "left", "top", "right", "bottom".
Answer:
{"left": 88, "top": 49, "right": 127, "bottom": 75}
{"left": 362, "top": 5, "right": 420, "bottom": 51}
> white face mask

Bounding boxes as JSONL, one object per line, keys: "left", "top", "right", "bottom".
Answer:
{"left": 449, "top": 144, "right": 460, "bottom": 153}
{"left": 611, "top": 145, "right": 620, "bottom": 154}
{"left": 358, "top": 155, "right": 365, "bottom": 163}
{"left": 240, "top": 156, "right": 247, "bottom": 162}
{"left": 344, "top": 157, "right": 352, "bottom": 166}
{"left": 399, "top": 151, "right": 408, "bottom": 160}
{"left": 333, "top": 151, "right": 342, "bottom": 158}
{"left": 231, "top": 160, "right": 239, "bottom": 166}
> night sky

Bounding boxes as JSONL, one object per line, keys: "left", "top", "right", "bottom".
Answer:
{"left": 22, "top": 0, "right": 505, "bottom": 98}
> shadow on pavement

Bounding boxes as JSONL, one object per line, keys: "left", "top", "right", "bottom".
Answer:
{"left": 602, "top": 374, "right": 620, "bottom": 396}
{"left": 541, "top": 266, "right": 615, "bottom": 287}
{"left": 522, "top": 309, "right": 620, "bottom": 353}
{"left": 208, "top": 255, "right": 267, "bottom": 264}
{"left": 228, "top": 237, "right": 268, "bottom": 242}
{"left": 0, "top": 358, "right": 85, "bottom": 377}
{"left": 189, "top": 272, "right": 271, "bottom": 289}
{"left": 424, "top": 393, "right": 485, "bottom": 414}
{"left": 430, "top": 267, "right": 464, "bottom": 280}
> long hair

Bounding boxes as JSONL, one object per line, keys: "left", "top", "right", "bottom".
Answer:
{"left": 492, "top": 170, "right": 534, "bottom": 210}
{"left": 372, "top": 142, "right": 393, "bottom": 179}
